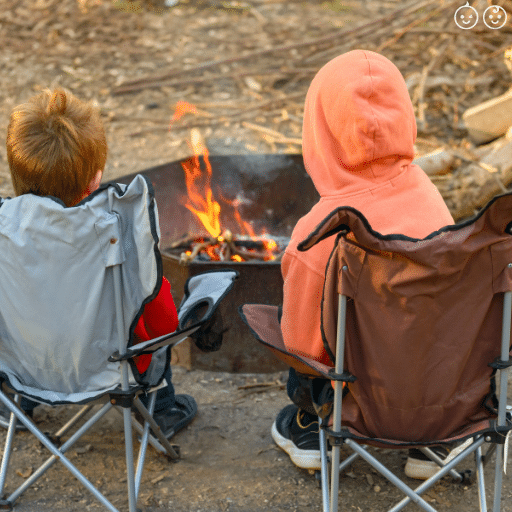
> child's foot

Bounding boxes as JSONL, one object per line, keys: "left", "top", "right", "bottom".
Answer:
{"left": 404, "top": 447, "right": 450, "bottom": 480}
{"left": 271, "top": 404, "right": 323, "bottom": 470}
{"left": 152, "top": 394, "right": 197, "bottom": 439}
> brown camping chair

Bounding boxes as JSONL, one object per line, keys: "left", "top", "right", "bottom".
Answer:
{"left": 240, "top": 193, "right": 512, "bottom": 512}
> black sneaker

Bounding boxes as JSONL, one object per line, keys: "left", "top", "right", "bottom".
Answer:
{"left": 0, "top": 402, "right": 33, "bottom": 431}
{"left": 136, "top": 394, "right": 197, "bottom": 440}
{"left": 271, "top": 404, "right": 324, "bottom": 469}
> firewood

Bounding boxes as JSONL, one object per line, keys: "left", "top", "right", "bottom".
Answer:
{"left": 451, "top": 139, "right": 512, "bottom": 221}
{"left": 462, "top": 89, "right": 512, "bottom": 145}
{"left": 413, "top": 148, "right": 457, "bottom": 176}
{"left": 179, "top": 238, "right": 216, "bottom": 265}
{"left": 168, "top": 234, "right": 198, "bottom": 249}
{"left": 231, "top": 246, "right": 274, "bottom": 261}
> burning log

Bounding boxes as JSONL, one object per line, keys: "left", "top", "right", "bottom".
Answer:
{"left": 174, "top": 230, "right": 286, "bottom": 265}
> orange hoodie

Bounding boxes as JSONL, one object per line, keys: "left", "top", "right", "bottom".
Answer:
{"left": 281, "top": 50, "right": 454, "bottom": 364}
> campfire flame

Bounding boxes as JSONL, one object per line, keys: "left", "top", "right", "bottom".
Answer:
{"left": 181, "top": 129, "right": 221, "bottom": 238}
{"left": 171, "top": 104, "right": 280, "bottom": 262}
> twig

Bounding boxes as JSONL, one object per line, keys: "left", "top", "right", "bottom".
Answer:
{"left": 377, "top": 0, "right": 459, "bottom": 52}
{"left": 242, "top": 121, "right": 301, "bottom": 145}
{"left": 238, "top": 383, "right": 286, "bottom": 397}
{"left": 237, "top": 381, "right": 282, "bottom": 390}
{"left": 262, "top": 135, "right": 302, "bottom": 146}
{"left": 129, "top": 92, "right": 306, "bottom": 137}
{"left": 415, "top": 39, "right": 451, "bottom": 131}
{"left": 113, "top": 68, "right": 318, "bottom": 95}
{"left": 114, "top": 0, "right": 440, "bottom": 94}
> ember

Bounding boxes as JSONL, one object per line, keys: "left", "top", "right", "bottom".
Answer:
{"left": 172, "top": 114, "right": 286, "bottom": 263}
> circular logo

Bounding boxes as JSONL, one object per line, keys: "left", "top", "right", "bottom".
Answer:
{"left": 483, "top": 5, "right": 507, "bottom": 29}
{"left": 454, "top": 2, "right": 479, "bottom": 29}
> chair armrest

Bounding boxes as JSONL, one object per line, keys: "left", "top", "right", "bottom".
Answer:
{"left": 108, "top": 324, "right": 200, "bottom": 362}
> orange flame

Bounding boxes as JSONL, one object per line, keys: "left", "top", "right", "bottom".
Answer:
{"left": 170, "top": 103, "right": 280, "bottom": 261}
{"left": 181, "top": 129, "right": 221, "bottom": 238}
{"left": 170, "top": 101, "right": 198, "bottom": 128}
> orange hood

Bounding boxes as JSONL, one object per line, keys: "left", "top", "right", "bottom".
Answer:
{"left": 303, "top": 49, "right": 418, "bottom": 197}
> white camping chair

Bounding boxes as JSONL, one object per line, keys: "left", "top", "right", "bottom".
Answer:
{"left": 0, "top": 175, "right": 237, "bottom": 512}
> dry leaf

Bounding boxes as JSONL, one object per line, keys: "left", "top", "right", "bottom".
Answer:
{"left": 16, "top": 467, "right": 33, "bottom": 478}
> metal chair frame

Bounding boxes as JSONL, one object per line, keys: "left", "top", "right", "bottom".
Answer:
{"left": 0, "top": 264, "right": 184, "bottom": 512}
{"left": 318, "top": 290, "right": 512, "bottom": 512}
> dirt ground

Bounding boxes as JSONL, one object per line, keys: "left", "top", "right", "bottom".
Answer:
{"left": 3, "top": 368, "right": 512, "bottom": 512}
{"left": 1, "top": 0, "right": 512, "bottom": 510}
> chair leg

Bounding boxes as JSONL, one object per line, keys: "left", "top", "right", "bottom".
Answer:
{"left": 134, "top": 391, "right": 157, "bottom": 500}
{"left": 345, "top": 440, "right": 438, "bottom": 512}
{"left": 492, "top": 444, "right": 504, "bottom": 512}
{"left": 132, "top": 397, "right": 179, "bottom": 459}
{"left": 0, "top": 394, "right": 20, "bottom": 497}
{"left": 123, "top": 406, "right": 137, "bottom": 512}
{"left": 475, "top": 444, "right": 487, "bottom": 512}
{"left": 418, "top": 446, "right": 464, "bottom": 481}
{"left": 54, "top": 403, "right": 96, "bottom": 438}
{"left": 319, "top": 417, "right": 330, "bottom": 512}
{"left": 388, "top": 436, "right": 485, "bottom": 512}
{"left": 0, "top": 396, "right": 118, "bottom": 511}
{"left": 338, "top": 451, "right": 360, "bottom": 473}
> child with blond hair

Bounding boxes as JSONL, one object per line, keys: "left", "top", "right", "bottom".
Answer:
{"left": 3, "top": 88, "right": 197, "bottom": 438}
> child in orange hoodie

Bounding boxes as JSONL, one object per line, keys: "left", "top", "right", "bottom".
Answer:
{"left": 272, "top": 50, "right": 454, "bottom": 478}
{"left": 3, "top": 88, "right": 196, "bottom": 439}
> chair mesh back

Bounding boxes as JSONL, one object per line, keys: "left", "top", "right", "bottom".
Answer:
{"left": 0, "top": 175, "right": 159, "bottom": 404}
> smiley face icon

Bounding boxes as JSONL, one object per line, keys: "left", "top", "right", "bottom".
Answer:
{"left": 454, "top": 2, "right": 479, "bottom": 29}
{"left": 483, "top": 5, "right": 508, "bottom": 29}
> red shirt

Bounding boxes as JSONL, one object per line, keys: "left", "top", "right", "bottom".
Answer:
{"left": 133, "top": 277, "right": 178, "bottom": 373}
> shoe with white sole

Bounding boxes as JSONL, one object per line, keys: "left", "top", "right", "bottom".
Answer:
{"left": 271, "top": 404, "right": 324, "bottom": 470}
{"left": 405, "top": 441, "right": 470, "bottom": 480}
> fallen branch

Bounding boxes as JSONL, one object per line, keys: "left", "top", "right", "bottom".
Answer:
{"left": 114, "top": 0, "right": 445, "bottom": 95}
{"left": 238, "top": 383, "right": 286, "bottom": 397}
{"left": 414, "top": 39, "right": 452, "bottom": 131}
{"left": 130, "top": 92, "right": 306, "bottom": 137}
{"left": 114, "top": 68, "right": 318, "bottom": 95}
{"left": 242, "top": 121, "right": 302, "bottom": 146}
{"left": 377, "top": 1, "right": 457, "bottom": 52}
{"left": 237, "top": 381, "right": 283, "bottom": 390}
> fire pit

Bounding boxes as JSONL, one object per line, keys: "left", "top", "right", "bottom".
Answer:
{"left": 115, "top": 152, "right": 318, "bottom": 372}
